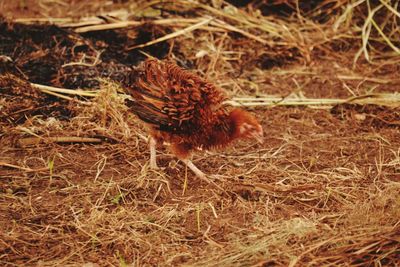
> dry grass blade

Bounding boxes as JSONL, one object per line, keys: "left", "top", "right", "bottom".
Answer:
{"left": 31, "top": 83, "right": 98, "bottom": 97}
{"left": 210, "top": 19, "right": 268, "bottom": 45}
{"left": 379, "top": 0, "right": 400, "bottom": 18}
{"left": 73, "top": 18, "right": 204, "bottom": 33}
{"left": 127, "top": 17, "right": 213, "bottom": 50}
{"left": 228, "top": 93, "right": 400, "bottom": 108}
{"left": 74, "top": 21, "right": 141, "bottom": 33}
{"left": 0, "top": 162, "right": 49, "bottom": 172}
{"left": 18, "top": 136, "right": 103, "bottom": 147}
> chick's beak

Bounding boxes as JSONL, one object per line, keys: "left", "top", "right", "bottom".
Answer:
{"left": 252, "top": 129, "right": 264, "bottom": 144}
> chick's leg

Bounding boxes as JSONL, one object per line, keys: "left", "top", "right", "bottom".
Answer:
{"left": 149, "top": 137, "right": 158, "bottom": 169}
{"left": 171, "top": 143, "right": 207, "bottom": 181}
{"left": 182, "top": 159, "right": 206, "bottom": 180}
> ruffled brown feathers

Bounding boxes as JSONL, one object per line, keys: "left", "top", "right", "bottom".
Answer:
{"left": 125, "top": 59, "right": 227, "bottom": 135}
{"left": 125, "top": 59, "right": 263, "bottom": 161}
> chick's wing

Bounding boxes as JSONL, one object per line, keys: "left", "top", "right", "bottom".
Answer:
{"left": 126, "top": 59, "right": 226, "bottom": 134}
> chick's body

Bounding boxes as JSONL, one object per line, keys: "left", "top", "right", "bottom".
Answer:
{"left": 126, "top": 59, "right": 263, "bottom": 178}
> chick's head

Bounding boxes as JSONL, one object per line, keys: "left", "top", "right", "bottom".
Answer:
{"left": 230, "top": 108, "right": 263, "bottom": 144}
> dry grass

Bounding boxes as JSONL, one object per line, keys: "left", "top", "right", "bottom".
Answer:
{"left": 1, "top": 0, "right": 400, "bottom": 266}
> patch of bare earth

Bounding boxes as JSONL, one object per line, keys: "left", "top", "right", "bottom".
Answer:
{"left": 1, "top": 1, "right": 399, "bottom": 266}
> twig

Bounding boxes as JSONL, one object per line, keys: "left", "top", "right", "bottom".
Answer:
{"left": 62, "top": 49, "right": 104, "bottom": 67}
{"left": 18, "top": 136, "right": 103, "bottom": 147}
{"left": 0, "top": 162, "right": 49, "bottom": 172}
{"left": 337, "top": 75, "right": 394, "bottom": 84}
{"left": 211, "top": 19, "right": 268, "bottom": 45}
{"left": 227, "top": 93, "right": 400, "bottom": 107}
{"left": 127, "top": 17, "right": 213, "bottom": 50}
{"left": 75, "top": 21, "right": 141, "bottom": 33}
{"left": 31, "top": 83, "right": 98, "bottom": 97}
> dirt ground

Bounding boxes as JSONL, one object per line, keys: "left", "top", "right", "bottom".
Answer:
{"left": 1, "top": 1, "right": 399, "bottom": 266}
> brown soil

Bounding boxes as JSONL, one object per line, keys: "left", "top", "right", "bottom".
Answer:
{"left": 1, "top": 1, "right": 399, "bottom": 266}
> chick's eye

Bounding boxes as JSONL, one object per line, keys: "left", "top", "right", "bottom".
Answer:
{"left": 239, "top": 123, "right": 253, "bottom": 134}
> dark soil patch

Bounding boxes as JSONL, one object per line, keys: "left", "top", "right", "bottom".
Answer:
{"left": 0, "top": 19, "right": 170, "bottom": 89}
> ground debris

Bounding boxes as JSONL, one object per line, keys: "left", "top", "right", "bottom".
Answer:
{"left": 0, "top": 19, "right": 170, "bottom": 89}
{"left": 1, "top": 1, "right": 400, "bottom": 266}
{"left": 331, "top": 103, "right": 400, "bottom": 129}
{"left": 0, "top": 74, "right": 74, "bottom": 123}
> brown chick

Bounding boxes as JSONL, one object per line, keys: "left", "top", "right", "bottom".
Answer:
{"left": 125, "top": 59, "right": 263, "bottom": 179}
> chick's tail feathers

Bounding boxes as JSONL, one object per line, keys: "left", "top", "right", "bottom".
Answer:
{"left": 124, "top": 59, "right": 199, "bottom": 133}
